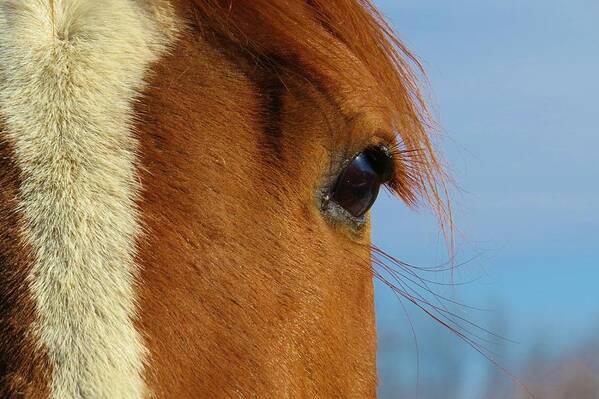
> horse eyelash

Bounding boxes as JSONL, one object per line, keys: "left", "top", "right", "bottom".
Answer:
{"left": 378, "top": 138, "right": 424, "bottom": 203}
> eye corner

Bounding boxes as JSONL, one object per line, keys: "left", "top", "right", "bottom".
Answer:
{"left": 319, "top": 192, "right": 368, "bottom": 231}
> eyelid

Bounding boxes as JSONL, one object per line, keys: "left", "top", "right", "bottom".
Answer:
{"left": 363, "top": 144, "right": 395, "bottom": 183}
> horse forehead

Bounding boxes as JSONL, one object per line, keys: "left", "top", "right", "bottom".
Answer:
{"left": 164, "top": 0, "right": 394, "bottom": 142}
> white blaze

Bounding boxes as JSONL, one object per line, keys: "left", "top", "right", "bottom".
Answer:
{"left": 0, "top": 1, "right": 175, "bottom": 397}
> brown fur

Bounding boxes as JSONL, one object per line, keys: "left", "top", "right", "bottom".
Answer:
{"left": 135, "top": 0, "right": 445, "bottom": 397}
{"left": 0, "top": 134, "right": 50, "bottom": 398}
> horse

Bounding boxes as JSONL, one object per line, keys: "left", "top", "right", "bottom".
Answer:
{"left": 0, "top": 0, "right": 448, "bottom": 397}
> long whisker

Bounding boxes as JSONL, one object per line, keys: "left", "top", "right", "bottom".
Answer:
{"left": 372, "top": 249, "right": 518, "bottom": 343}
{"left": 364, "top": 245, "right": 535, "bottom": 398}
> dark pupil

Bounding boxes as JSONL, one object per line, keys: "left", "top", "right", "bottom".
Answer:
{"left": 331, "top": 152, "right": 383, "bottom": 218}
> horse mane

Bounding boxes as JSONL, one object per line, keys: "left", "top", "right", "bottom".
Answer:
{"left": 188, "top": 0, "right": 451, "bottom": 231}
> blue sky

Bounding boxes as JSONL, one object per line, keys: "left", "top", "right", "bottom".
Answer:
{"left": 371, "top": 1, "right": 599, "bottom": 397}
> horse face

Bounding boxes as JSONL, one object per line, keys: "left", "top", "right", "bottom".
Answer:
{"left": 0, "top": 1, "right": 444, "bottom": 397}
{"left": 133, "top": 8, "right": 387, "bottom": 397}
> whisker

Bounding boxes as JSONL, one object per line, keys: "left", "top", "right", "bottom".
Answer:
{"left": 372, "top": 249, "right": 518, "bottom": 344}
{"left": 364, "top": 245, "right": 535, "bottom": 398}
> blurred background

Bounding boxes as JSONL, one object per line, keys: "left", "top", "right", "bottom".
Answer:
{"left": 371, "top": 1, "right": 599, "bottom": 398}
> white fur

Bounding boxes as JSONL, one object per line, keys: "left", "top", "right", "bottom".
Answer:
{"left": 0, "top": 1, "right": 175, "bottom": 397}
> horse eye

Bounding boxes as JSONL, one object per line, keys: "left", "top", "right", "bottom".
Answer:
{"left": 331, "top": 147, "right": 393, "bottom": 218}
